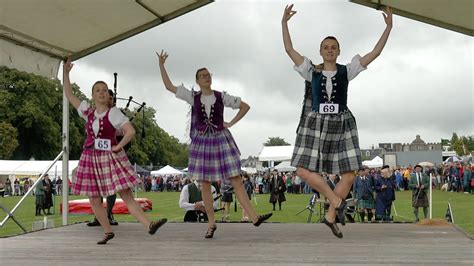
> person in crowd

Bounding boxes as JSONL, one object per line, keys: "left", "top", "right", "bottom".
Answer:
{"left": 5, "top": 178, "right": 12, "bottom": 196}
{"left": 14, "top": 178, "right": 20, "bottom": 196}
{"left": 42, "top": 174, "right": 53, "bottom": 215}
{"left": 463, "top": 164, "right": 471, "bottom": 194}
{"left": 409, "top": 165, "right": 429, "bottom": 222}
{"left": 179, "top": 178, "right": 219, "bottom": 222}
{"left": 55, "top": 176, "right": 63, "bottom": 196}
{"left": 354, "top": 166, "right": 375, "bottom": 222}
{"left": 63, "top": 57, "right": 167, "bottom": 244}
{"left": 35, "top": 175, "right": 45, "bottom": 216}
{"left": 0, "top": 180, "right": 5, "bottom": 197}
{"left": 282, "top": 3, "right": 392, "bottom": 237}
{"left": 374, "top": 165, "right": 396, "bottom": 222}
{"left": 269, "top": 170, "right": 286, "bottom": 211}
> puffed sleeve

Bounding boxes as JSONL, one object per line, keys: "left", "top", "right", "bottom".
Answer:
{"left": 76, "top": 100, "right": 91, "bottom": 121}
{"left": 108, "top": 107, "right": 129, "bottom": 129}
{"left": 346, "top": 54, "right": 367, "bottom": 81}
{"left": 175, "top": 85, "right": 194, "bottom": 105}
{"left": 222, "top": 91, "right": 242, "bottom": 109}
{"left": 293, "top": 56, "right": 314, "bottom": 82}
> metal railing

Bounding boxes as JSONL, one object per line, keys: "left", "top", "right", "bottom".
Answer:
{"left": 0, "top": 151, "right": 64, "bottom": 231}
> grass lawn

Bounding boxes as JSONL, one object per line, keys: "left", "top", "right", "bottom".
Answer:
{"left": 1, "top": 190, "right": 472, "bottom": 237}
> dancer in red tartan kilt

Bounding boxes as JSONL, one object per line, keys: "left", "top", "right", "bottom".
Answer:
{"left": 63, "top": 58, "right": 167, "bottom": 244}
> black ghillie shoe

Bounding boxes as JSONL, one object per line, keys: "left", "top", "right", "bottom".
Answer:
{"left": 335, "top": 199, "right": 347, "bottom": 226}
{"left": 205, "top": 224, "right": 217, "bottom": 239}
{"left": 87, "top": 219, "right": 100, "bottom": 227}
{"left": 253, "top": 213, "right": 273, "bottom": 227}
{"left": 148, "top": 218, "right": 167, "bottom": 235}
{"left": 97, "top": 232, "right": 115, "bottom": 245}
{"left": 322, "top": 217, "right": 343, "bottom": 238}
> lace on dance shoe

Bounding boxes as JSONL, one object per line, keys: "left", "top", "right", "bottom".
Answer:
{"left": 335, "top": 199, "right": 347, "bottom": 226}
{"left": 205, "top": 224, "right": 217, "bottom": 239}
{"left": 148, "top": 218, "right": 168, "bottom": 235}
{"left": 253, "top": 213, "right": 273, "bottom": 227}
{"left": 97, "top": 232, "right": 115, "bottom": 245}
{"left": 322, "top": 217, "right": 343, "bottom": 238}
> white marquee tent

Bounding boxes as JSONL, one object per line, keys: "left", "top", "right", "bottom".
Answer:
{"left": 0, "top": 160, "right": 79, "bottom": 180}
{"left": 362, "top": 156, "right": 383, "bottom": 168}
{"left": 150, "top": 165, "right": 183, "bottom": 176}
{"left": 274, "top": 161, "right": 296, "bottom": 172}
{"left": 258, "top": 146, "right": 294, "bottom": 162}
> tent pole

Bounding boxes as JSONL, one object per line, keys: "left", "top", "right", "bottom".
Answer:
{"left": 62, "top": 69, "right": 69, "bottom": 226}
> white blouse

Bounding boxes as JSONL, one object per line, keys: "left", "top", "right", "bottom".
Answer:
{"left": 294, "top": 55, "right": 367, "bottom": 98}
{"left": 77, "top": 101, "right": 129, "bottom": 136}
{"left": 175, "top": 86, "right": 242, "bottom": 117}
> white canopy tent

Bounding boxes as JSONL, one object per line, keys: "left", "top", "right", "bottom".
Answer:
{"left": 150, "top": 165, "right": 183, "bottom": 176}
{"left": 241, "top": 167, "right": 257, "bottom": 174}
{"left": 274, "top": 161, "right": 296, "bottom": 172}
{"left": 350, "top": 0, "right": 473, "bottom": 36}
{"left": 362, "top": 156, "right": 383, "bottom": 168}
{"left": 1, "top": 0, "right": 214, "bottom": 78}
{"left": 258, "top": 146, "right": 294, "bottom": 162}
{"left": 0, "top": 160, "right": 79, "bottom": 179}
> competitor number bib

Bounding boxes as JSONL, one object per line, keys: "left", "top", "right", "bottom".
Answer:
{"left": 319, "top": 103, "right": 339, "bottom": 114}
{"left": 94, "top": 138, "right": 111, "bottom": 151}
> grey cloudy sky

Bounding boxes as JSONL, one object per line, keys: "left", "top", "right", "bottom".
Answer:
{"left": 66, "top": 0, "right": 473, "bottom": 158}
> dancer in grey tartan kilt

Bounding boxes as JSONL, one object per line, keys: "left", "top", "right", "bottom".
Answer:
{"left": 282, "top": 4, "right": 393, "bottom": 238}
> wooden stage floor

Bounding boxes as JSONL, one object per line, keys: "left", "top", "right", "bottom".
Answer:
{"left": 1, "top": 222, "right": 473, "bottom": 265}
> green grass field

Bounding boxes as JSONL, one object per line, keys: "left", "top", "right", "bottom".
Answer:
{"left": 1, "top": 190, "right": 472, "bottom": 237}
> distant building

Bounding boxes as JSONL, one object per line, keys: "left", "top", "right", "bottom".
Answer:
{"left": 363, "top": 135, "right": 443, "bottom": 168}
{"left": 241, "top": 156, "right": 262, "bottom": 170}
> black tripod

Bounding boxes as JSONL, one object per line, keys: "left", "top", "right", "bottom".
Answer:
{"left": 296, "top": 193, "right": 320, "bottom": 223}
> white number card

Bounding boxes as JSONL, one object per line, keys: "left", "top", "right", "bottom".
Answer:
{"left": 319, "top": 103, "right": 339, "bottom": 114}
{"left": 94, "top": 139, "right": 111, "bottom": 151}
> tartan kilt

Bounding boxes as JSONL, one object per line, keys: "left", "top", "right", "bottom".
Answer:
{"left": 291, "top": 110, "right": 362, "bottom": 174}
{"left": 357, "top": 198, "right": 375, "bottom": 209}
{"left": 72, "top": 149, "right": 140, "bottom": 197}
{"left": 412, "top": 191, "right": 429, "bottom": 208}
{"left": 188, "top": 128, "right": 241, "bottom": 183}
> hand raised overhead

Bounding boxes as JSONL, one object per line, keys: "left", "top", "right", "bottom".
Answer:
{"left": 282, "top": 4, "right": 297, "bottom": 23}
{"left": 156, "top": 50, "right": 169, "bottom": 65}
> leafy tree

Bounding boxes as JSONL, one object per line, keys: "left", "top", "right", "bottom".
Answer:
{"left": 0, "top": 66, "right": 86, "bottom": 159}
{"left": 0, "top": 122, "right": 19, "bottom": 159}
{"left": 263, "top": 137, "right": 290, "bottom": 146}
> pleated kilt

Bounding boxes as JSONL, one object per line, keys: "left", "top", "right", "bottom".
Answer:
{"left": 357, "top": 198, "right": 375, "bottom": 209}
{"left": 188, "top": 128, "right": 241, "bottom": 183}
{"left": 412, "top": 191, "right": 429, "bottom": 208}
{"left": 72, "top": 148, "right": 140, "bottom": 197}
{"left": 291, "top": 110, "right": 362, "bottom": 174}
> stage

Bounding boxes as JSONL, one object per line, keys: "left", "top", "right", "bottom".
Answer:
{"left": 1, "top": 222, "right": 472, "bottom": 265}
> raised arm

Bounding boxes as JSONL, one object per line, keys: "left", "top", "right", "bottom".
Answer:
{"left": 62, "top": 57, "right": 81, "bottom": 109}
{"left": 282, "top": 4, "right": 304, "bottom": 66}
{"left": 156, "top": 50, "right": 178, "bottom": 94}
{"left": 360, "top": 7, "right": 393, "bottom": 67}
{"left": 224, "top": 101, "right": 250, "bottom": 129}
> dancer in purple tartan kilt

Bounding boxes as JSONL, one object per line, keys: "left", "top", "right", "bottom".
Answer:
{"left": 157, "top": 51, "right": 272, "bottom": 238}
{"left": 63, "top": 58, "right": 167, "bottom": 245}
{"left": 282, "top": 4, "right": 392, "bottom": 238}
